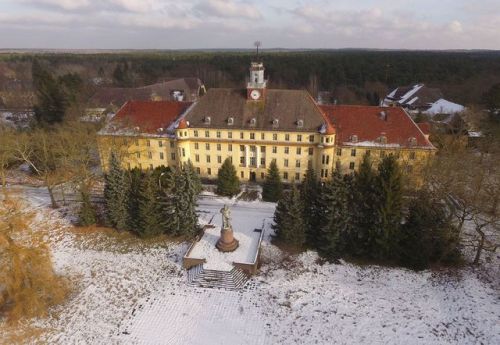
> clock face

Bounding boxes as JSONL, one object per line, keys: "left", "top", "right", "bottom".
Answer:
{"left": 250, "top": 89, "right": 261, "bottom": 100}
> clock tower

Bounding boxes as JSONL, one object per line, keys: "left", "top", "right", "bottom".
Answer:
{"left": 247, "top": 61, "right": 267, "bottom": 101}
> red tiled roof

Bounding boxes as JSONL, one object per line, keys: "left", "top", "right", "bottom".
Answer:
{"left": 417, "top": 122, "right": 431, "bottom": 135}
{"left": 320, "top": 105, "right": 434, "bottom": 149}
{"left": 112, "top": 100, "right": 192, "bottom": 133}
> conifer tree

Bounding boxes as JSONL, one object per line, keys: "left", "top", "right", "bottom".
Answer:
{"left": 272, "top": 184, "right": 306, "bottom": 247}
{"left": 376, "top": 154, "right": 404, "bottom": 260}
{"left": 77, "top": 187, "right": 97, "bottom": 227}
{"left": 216, "top": 158, "right": 240, "bottom": 197}
{"left": 137, "top": 172, "right": 164, "bottom": 237}
{"left": 318, "top": 169, "right": 351, "bottom": 259}
{"left": 126, "top": 168, "right": 143, "bottom": 231}
{"left": 103, "top": 152, "right": 130, "bottom": 231}
{"left": 351, "top": 153, "right": 380, "bottom": 258}
{"left": 183, "top": 160, "right": 202, "bottom": 195}
{"left": 262, "top": 160, "right": 283, "bottom": 202}
{"left": 300, "top": 167, "right": 321, "bottom": 246}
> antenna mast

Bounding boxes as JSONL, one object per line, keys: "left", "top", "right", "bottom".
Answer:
{"left": 254, "top": 41, "right": 261, "bottom": 61}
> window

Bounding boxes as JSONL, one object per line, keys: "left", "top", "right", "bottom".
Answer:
{"left": 217, "top": 156, "right": 222, "bottom": 164}
{"left": 297, "top": 134, "right": 302, "bottom": 142}
{"left": 326, "top": 155, "right": 330, "bottom": 164}
{"left": 148, "top": 152, "right": 152, "bottom": 159}
{"left": 136, "top": 152, "right": 141, "bottom": 158}
{"left": 295, "top": 173, "right": 300, "bottom": 181}
{"left": 409, "top": 151, "right": 416, "bottom": 160}
{"left": 283, "top": 172, "right": 288, "bottom": 180}
{"left": 309, "top": 135, "right": 314, "bottom": 143}
{"left": 366, "top": 150, "right": 371, "bottom": 156}
{"left": 285, "top": 134, "right": 290, "bottom": 141}
{"left": 159, "top": 152, "right": 164, "bottom": 160}
{"left": 135, "top": 139, "right": 139, "bottom": 146}
{"left": 217, "top": 131, "right": 221, "bottom": 138}
{"left": 240, "top": 171, "right": 244, "bottom": 178}
{"left": 194, "top": 130, "right": 198, "bottom": 137}
{"left": 296, "top": 147, "right": 301, "bottom": 155}
{"left": 149, "top": 164, "right": 153, "bottom": 170}
{"left": 260, "top": 157, "right": 266, "bottom": 166}
{"left": 250, "top": 157, "right": 256, "bottom": 166}
{"left": 260, "top": 146, "right": 266, "bottom": 153}
{"left": 322, "top": 155, "right": 326, "bottom": 164}
{"left": 159, "top": 141, "right": 163, "bottom": 147}
{"left": 207, "top": 168, "right": 212, "bottom": 175}
{"left": 240, "top": 145, "right": 245, "bottom": 152}
{"left": 127, "top": 162, "right": 131, "bottom": 169}
{"left": 182, "top": 148, "right": 185, "bottom": 157}
{"left": 351, "top": 149, "right": 356, "bottom": 157}
{"left": 308, "top": 160, "right": 313, "bottom": 169}
{"left": 380, "top": 150, "right": 386, "bottom": 158}
{"left": 349, "top": 162, "right": 355, "bottom": 170}
{"left": 272, "top": 146, "right": 277, "bottom": 153}
{"left": 308, "top": 148, "right": 314, "bottom": 156}
{"left": 284, "top": 147, "right": 289, "bottom": 154}
{"left": 240, "top": 156, "right": 245, "bottom": 165}
{"left": 228, "top": 144, "right": 233, "bottom": 151}
{"left": 196, "top": 167, "right": 200, "bottom": 174}
{"left": 261, "top": 133, "right": 265, "bottom": 140}
{"left": 261, "top": 172, "right": 265, "bottom": 179}
{"left": 146, "top": 140, "right": 151, "bottom": 147}
{"left": 217, "top": 144, "right": 221, "bottom": 151}
{"left": 406, "top": 165, "right": 413, "bottom": 173}
{"left": 296, "top": 160, "right": 301, "bottom": 168}
{"left": 250, "top": 145, "right": 256, "bottom": 153}
{"left": 240, "top": 132, "right": 244, "bottom": 139}
{"left": 138, "top": 163, "right": 142, "bottom": 169}
{"left": 171, "top": 153, "right": 176, "bottom": 160}
{"left": 205, "top": 130, "right": 210, "bottom": 138}
{"left": 170, "top": 141, "right": 175, "bottom": 148}
{"left": 206, "top": 143, "right": 210, "bottom": 150}
{"left": 284, "top": 159, "right": 289, "bottom": 167}
{"left": 228, "top": 132, "right": 233, "bottom": 139}
{"left": 325, "top": 170, "right": 328, "bottom": 178}
{"left": 206, "top": 155, "right": 211, "bottom": 163}
{"left": 321, "top": 169, "right": 324, "bottom": 178}
{"left": 195, "top": 143, "right": 199, "bottom": 150}
{"left": 336, "top": 148, "right": 342, "bottom": 156}
{"left": 250, "top": 133, "right": 255, "bottom": 140}
{"left": 273, "top": 133, "right": 277, "bottom": 141}
{"left": 229, "top": 157, "right": 233, "bottom": 163}
{"left": 195, "top": 154, "right": 200, "bottom": 162}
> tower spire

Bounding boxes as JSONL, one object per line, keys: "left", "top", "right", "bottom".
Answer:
{"left": 254, "top": 41, "right": 261, "bottom": 61}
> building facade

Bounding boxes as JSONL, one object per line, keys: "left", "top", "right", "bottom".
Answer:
{"left": 97, "top": 62, "right": 435, "bottom": 183}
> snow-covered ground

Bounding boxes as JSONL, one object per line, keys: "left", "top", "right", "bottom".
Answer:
{"left": 1, "top": 187, "right": 499, "bottom": 345}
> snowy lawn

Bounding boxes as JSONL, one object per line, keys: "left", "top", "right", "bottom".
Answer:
{"left": 1, "top": 189, "right": 499, "bottom": 344}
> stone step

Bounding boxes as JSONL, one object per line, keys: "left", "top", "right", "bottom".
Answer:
{"left": 187, "top": 265, "right": 249, "bottom": 291}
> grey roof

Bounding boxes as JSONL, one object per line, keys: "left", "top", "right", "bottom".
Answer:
{"left": 184, "top": 88, "right": 326, "bottom": 132}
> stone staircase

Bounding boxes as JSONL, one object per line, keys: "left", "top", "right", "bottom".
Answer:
{"left": 187, "top": 264, "right": 249, "bottom": 291}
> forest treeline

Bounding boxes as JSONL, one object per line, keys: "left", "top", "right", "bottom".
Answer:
{"left": 2, "top": 50, "right": 500, "bottom": 105}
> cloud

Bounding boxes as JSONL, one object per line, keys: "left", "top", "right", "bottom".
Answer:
{"left": 195, "top": 0, "right": 262, "bottom": 19}
{"left": 448, "top": 20, "right": 463, "bottom": 34}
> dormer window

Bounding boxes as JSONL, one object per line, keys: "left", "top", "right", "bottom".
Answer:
{"left": 297, "top": 119, "right": 304, "bottom": 128}
{"left": 408, "top": 137, "right": 417, "bottom": 147}
{"left": 134, "top": 126, "right": 140, "bottom": 132}
{"left": 272, "top": 118, "right": 279, "bottom": 128}
{"left": 204, "top": 116, "right": 211, "bottom": 125}
{"left": 157, "top": 127, "right": 164, "bottom": 133}
{"left": 379, "top": 135, "right": 387, "bottom": 144}
{"left": 227, "top": 117, "right": 234, "bottom": 126}
{"left": 350, "top": 134, "right": 358, "bottom": 143}
{"left": 379, "top": 111, "right": 387, "bottom": 121}
{"left": 250, "top": 118, "right": 257, "bottom": 127}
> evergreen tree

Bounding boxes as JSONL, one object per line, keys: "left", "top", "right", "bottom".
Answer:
{"left": 137, "top": 172, "right": 164, "bottom": 237}
{"left": 376, "top": 154, "right": 403, "bottom": 260}
{"left": 262, "top": 160, "right": 283, "bottom": 202}
{"left": 32, "top": 59, "right": 67, "bottom": 125}
{"left": 103, "top": 152, "right": 130, "bottom": 231}
{"left": 272, "top": 184, "right": 306, "bottom": 248}
{"left": 300, "top": 167, "right": 321, "bottom": 246}
{"left": 318, "top": 170, "right": 351, "bottom": 260}
{"left": 183, "top": 160, "right": 202, "bottom": 195}
{"left": 216, "top": 158, "right": 240, "bottom": 197}
{"left": 77, "top": 187, "right": 97, "bottom": 226}
{"left": 351, "top": 153, "right": 380, "bottom": 258}
{"left": 400, "top": 190, "right": 460, "bottom": 270}
{"left": 162, "top": 166, "right": 199, "bottom": 237}
{"left": 127, "top": 168, "right": 143, "bottom": 231}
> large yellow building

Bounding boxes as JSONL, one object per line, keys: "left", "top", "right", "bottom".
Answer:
{"left": 97, "top": 62, "right": 435, "bottom": 182}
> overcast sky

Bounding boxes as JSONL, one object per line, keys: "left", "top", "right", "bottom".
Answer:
{"left": 0, "top": 0, "right": 499, "bottom": 50}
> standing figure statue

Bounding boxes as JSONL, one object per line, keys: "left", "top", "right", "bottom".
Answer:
{"left": 220, "top": 204, "right": 231, "bottom": 229}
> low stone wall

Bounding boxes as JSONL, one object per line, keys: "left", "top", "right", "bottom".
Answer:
{"left": 183, "top": 257, "right": 205, "bottom": 270}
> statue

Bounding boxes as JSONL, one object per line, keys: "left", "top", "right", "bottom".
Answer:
{"left": 220, "top": 204, "right": 231, "bottom": 229}
{"left": 216, "top": 204, "right": 239, "bottom": 252}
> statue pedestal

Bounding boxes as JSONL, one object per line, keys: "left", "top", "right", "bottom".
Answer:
{"left": 216, "top": 227, "right": 239, "bottom": 252}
